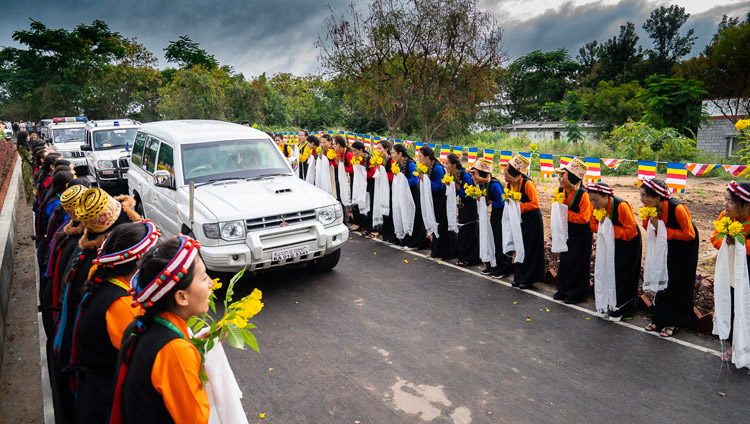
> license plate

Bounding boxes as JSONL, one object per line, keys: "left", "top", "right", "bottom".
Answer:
{"left": 272, "top": 246, "right": 308, "bottom": 261}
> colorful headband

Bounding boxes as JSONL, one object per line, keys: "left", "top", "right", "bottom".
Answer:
{"left": 586, "top": 183, "right": 614, "bottom": 196}
{"left": 130, "top": 235, "right": 201, "bottom": 308}
{"left": 728, "top": 181, "right": 750, "bottom": 203}
{"left": 93, "top": 221, "right": 161, "bottom": 268}
{"left": 641, "top": 179, "right": 671, "bottom": 199}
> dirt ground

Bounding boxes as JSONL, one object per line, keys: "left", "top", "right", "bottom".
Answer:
{"left": 533, "top": 175, "right": 725, "bottom": 313}
{"left": 0, "top": 192, "right": 43, "bottom": 423}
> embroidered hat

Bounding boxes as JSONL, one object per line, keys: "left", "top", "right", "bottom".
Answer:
{"left": 93, "top": 221, "right": 161, "bottom": 269}
{"left": 557, "top": 157, "right": 588, "bottom": 181}
{"left": 471, "top": 158, "right": 493, "bottom": 174}
{"left": 507, "top": 154, "right": 530, "bottom": 174}
{"left": 60, "top": 185, "right": 87, "bottom": 217}
{"left": 641, "top": 178, "right": 672, "bottom": 199}
{"left": 586, "top": 183, "right": 614, "bottom": 196}
{"left": 76, "top": 188, "right": 122, "bottom": 233}
{"left": 728, "top": 181, "right": 750, "bottom": 203}
{"left": 130, "top": 234, "right": 201, "bottom": 308}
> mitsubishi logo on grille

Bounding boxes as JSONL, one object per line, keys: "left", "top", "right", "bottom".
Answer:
{"left": 280, "top": 218, "right": 289, "bottom": 227}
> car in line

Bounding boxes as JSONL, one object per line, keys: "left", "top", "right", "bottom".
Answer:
{"left": 44, "top": 117, "right": 88, "bottom": 167}
{"left": 81, "top": 119, "right": 140, "bottom": 192}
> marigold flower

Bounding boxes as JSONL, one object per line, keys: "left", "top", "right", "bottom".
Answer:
{"left": 442, "top": 174, "right": 454, "bottom": 184}
{"left": 391, "top": 163, "right": 401, "bottom": 174}
{"left": 592, "top": 208, "right": 607, "bottom": 222}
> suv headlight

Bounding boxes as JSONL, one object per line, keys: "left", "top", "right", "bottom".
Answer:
{"left": 334, "top": 203, "right": 343, "bottom": 219}
{"left": 61, "top": 151, "right": 73, "bottom": 158}
{"left": 203, "top": 221, "right": 246, "bottom": 241}
{"left": 97, "top": 160, "right": 116, "bottom": 169}
{"left": 316, "top": 205, "right": 336, "bottom": 225}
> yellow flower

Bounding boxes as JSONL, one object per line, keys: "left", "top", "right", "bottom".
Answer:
{"left": 592, "top": 208, "right": 608, "bottom": 222}
{"left": 442, "top": 174, "right": 454, "bottom": 184}
{"left": 552, "top": 188, "right": 565, "bottom": 204}
{"left": 351, "top": 156, "right": 362, "bottom": 166}
{"left": 415, "top": 162, "right": 429, "bottom": 174}
{"left": 530, "top": 143, "right": 538, "bottom": 151}
{"left": 316, "top": 146, "right": 323, "bottom": 155}
{"left": 370, "top": 154, "right": 383, "bottom": 166}
{"left": 713, "top": 219, "right": 728, "bottom": 234}
{"left": 728, "top": 221, "right": 744, "bottom": 237}
{"left": 211, "top": 278, "right": 222, "bottom": 290}
{"left": 464, "top": 184, "right": 481, "bottom": 199}
{"left": 503, "top": 188, "right": 522, "bottom": 202}
{"left": 326, "top": 149, "right": 337, "bottom": 160}
{"left": 638, "top": 207, "right": 658, "bottom": 218}
{"left": 736, "top": 119, "right": 750, "bottom": 132}
{"left": 391, "top": 162, "right": 401, "bottom": 174}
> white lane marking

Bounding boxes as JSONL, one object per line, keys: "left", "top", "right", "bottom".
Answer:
{"left": 368, "top": 236, "right": 722, "bottom": 358}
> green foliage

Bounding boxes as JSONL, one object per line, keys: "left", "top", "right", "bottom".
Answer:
{"left": 158, "top": 66, "right": 229, "bottom": 120}
{"left": 543, "top": 90, "right": 587, "bottom": 142}
{"left": 164, "top": 35, "right": 218, "bottom": 70}
{"left": 607, "top": 120, "right": 696, "bottom": 162}
{"left": 642, "top": 5, "right": 697, "bottom": 75}
{"left": 637, "top": 74, "right": 707, "bottom": 136}
{"left": 582, "top": 81, "right": 645, "bottom": 131}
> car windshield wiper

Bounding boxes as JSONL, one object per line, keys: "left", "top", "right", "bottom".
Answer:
{"left": 246, "top": 173, "right": 290, "bottom": 181}
{"left": 194, "top": 176, "right": 246, "bottom": 187}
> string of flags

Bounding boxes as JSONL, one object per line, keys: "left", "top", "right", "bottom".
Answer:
{"left": 276, "top": 130, "right": 749, "bottom": 194}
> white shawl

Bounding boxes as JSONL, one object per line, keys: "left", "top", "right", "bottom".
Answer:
{"left": 392, "top": 172, "right": 415, "bottom": 239}
{"left": 477, "top": 196, "right": 496, "bottom": 266}
{"left": 372, "top": 165, "right": 390, "bottom": 226}
{"left": 419, "top": 175, "right": 439, "bottom": 238}
{"left": 501, "top": 199, "right": 524, "bottom": 263}
{"left": 594, "top": 217, "right": 617, "bottom": 315}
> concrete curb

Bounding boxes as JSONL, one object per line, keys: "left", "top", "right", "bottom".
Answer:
{"left": 0, "top": 155, "right": 22, "bottom": 375}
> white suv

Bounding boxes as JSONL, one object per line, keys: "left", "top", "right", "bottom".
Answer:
{"left": 82, "top": 119, "right": 140, "bottom": 190}
{"left": 45, "top": 117, "right": 88, "bottom": 166}
{"left": 127, "top": 120, "right": 348, "bottom": 273}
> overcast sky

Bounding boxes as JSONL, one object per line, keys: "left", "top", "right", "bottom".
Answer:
{"left": 1, "top": 0, "right": 748, "bottom": 78}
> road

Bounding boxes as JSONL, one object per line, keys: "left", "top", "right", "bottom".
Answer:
{"left": 223, "top": 237, "right": 750, "bottom": 424}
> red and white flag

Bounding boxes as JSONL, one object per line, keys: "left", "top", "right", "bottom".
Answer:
{"left": 723, "top": 165, "right": 750, "bottom": 177}
{"left": 602, "top": 159, "right": 623, "bottom": 170}
{"left": 685, "top": 163, "right": 719, "bottom": 177}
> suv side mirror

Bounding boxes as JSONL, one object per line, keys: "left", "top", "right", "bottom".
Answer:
{"left": 153, "top": 170, "right": 174, "bottom": 189}
{"left": 80, "top": 144, "right": 92, "bottom": 151}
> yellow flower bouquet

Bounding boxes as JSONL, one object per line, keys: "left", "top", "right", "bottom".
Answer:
{"left": 638, "top": 206, "right": 658, "bottom": 219}
{"left": 391, "top": 162, "right": 401, "bottom": 175}
{"left": 592, "top": 208, "right": 608, "bottom": 222}
{"left": 351, "top": 156, "right": 363, "bottom": 166}
{"left": 442, "top": 174, "right": 454, "bottom": 184}
{"left": 369, "top": 151, "right": 383, "bottom": 166}
{"left": 316, "top": 146, "right": 323, "bottom": 156}
{"left": 735, "top": 119, "right": 750, "bottom": 133}
{"left": 714, "top": 215, "right": 748, "bottom": 244}
{"left": 413, "top": 162, "right": 429, "bottom": 176}
{"left": 326, "top": 149, "right": 337, "bottom": 160}
{"left": 552, "top": 188, "right": 565, "bottom": 204}
{"left": 188, "top": 269, "right": 263, "bottom": 384}
{"left": 503, "top": 188, "right": 522, "bottom": 202}
{"left": 463, "top": 183, "right": 482, "bottom": 199}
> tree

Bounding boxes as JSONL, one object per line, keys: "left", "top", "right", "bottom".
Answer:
{"left": 164, "top": 35, "right": 218, "bottom": 70}
{"left": 505, "top": 49, "right": 579, "bottom": 121}
{"left": 583, "top": 81, "right": 645, "bottom": 131}
{"left": 637, "top": 74, "right": 706, "bottom": 136}
{"left": 158, "top": 65, "right": 228, "bottom": 120}
{"left": 543, "top": 90, "right": 587, "bottom": 142}
{"left": 642, "top": 5, "right": 697, "bottom": 75}
{"left": 597, "top": 22, "right": 644, "bottom": 84}
{"left": 224, "top": 74, "right": 266, "bottom": 124}
{"left": 608, "top": 120, "right": 696, "bottom": 162}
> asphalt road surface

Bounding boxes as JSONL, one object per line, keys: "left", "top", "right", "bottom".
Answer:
{"left": 224, "top": 237, "right": 750, "bottom": 423}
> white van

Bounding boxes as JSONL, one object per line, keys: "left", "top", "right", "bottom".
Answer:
{"left": 82, "top": 119, "right": 140, "bottom": 190}
{"left": 127, "top": 120, "right": 348, "bottom": 273}
{"left": 46, "top": 117, "right": 88, "bottom": 166}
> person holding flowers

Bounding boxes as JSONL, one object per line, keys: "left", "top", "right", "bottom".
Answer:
{"left": 110, "top": 235, "right": 214, "bottom": 424}
{"left": 334, "top": 136, "right": 355, "bottom": 224}
{"left": 471, "top": 158, "right": 512, "bottom": 277}
{"left": 552, "top": 158, "right": 593, "bottom": 304}
{"left": 393, "top": 144, "right": 427, "bottom": 250}
{"left": 501, "top": 154, "right": 545, "bottom": 289}
{"left": 351, "top": 142, "right": 377, "bottom": 236}
{"left": 710, "top": 181, "right": 750, "bottom": 366}
{"left": 375, "top": 140, "right": 398, "bottom": 244}
{"left": 588, "top": 183, "right": 642, "bottom": 319}
{"left": 418, "top": 146, "right": 455, "bottom": 260}
{"left": 446, "top": 153, "right": 479, "bottom": 267}
{"left": 640, "top": 178, "right": 698, "bottom": 338}
{"left": 69, "top": 221, "right": 161, "bottom": 423}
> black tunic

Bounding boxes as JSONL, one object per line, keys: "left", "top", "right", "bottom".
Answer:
{"left": 652, "top": 199, "right": 699, "bottom": 328}
{"left": 610, "top": 197, "right": 643, "bottom": 316}
{"left": 430, "top": 162, "right": 455, "bottom": 259}
{"left": 511, "top": 176, "right": 546, "bottom": 287}
{"left": 455, "top": 171, "right": 480, "bottom": 265}
{"left": 556, "top": 188, "right": 593, "bottom": 300}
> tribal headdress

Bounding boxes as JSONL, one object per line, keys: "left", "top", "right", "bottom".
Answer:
{"left": 60, "top": 185, "right": 87, "bottom": 217}
{"left": 641, "top": 178, "right": 671, "bottom": 199}
{"left": 93, "top": 221, "right": 161, "bottom": 269}
{"left": 557, "top": 157, "right": 587, "bottom": 181}
{"left": 728, "top": 181, "right": 750, "bottom": 202}
{"left": 586, "top": 183, "right": 614, "bottom": 196}
{"left": 130, "top": 235, "right": 201, "bottom": 308}
{"left": 76, "top": 188, "right": 122, "bottom": 233}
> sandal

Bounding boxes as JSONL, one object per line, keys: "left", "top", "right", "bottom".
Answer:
{"left": 659, "top": 326, "right": 676, "bottom": 338}
{"left": 456, "top": 261, "right": 469, "bottom": 267}
{"left": 364, "top": 233, "right": 376, "bottom": 239}
{"left": 722, "top": 348, "right": 733, "bottom": 363}
{"left": 644, "top": 323, "right": 658, "bottom": 332}
{"left": 350, "top": 225, "right": 360, "bottom": 231}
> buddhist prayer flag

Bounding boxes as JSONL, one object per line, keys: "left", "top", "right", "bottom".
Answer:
{"left": 540, "top": 154, "right": 555, "bottom": 179}
{"left": 638, "top": 161, "right": 657, "bottom": 186}
{"left": 723, "top": 164, "right": 750, "bottom": 177}
{"left": 347, "top": 132, "right": 356, "bottom": 145}
{"left": 685, "top": 163, "right": 719, "bottom": 177}
{"left": 363, "top": 135, "right": 372, "bottom": 150}
{"left": 500, "top": 150, "right": 512, "bottom": 163}
{"left": 453, "top": 146, "right": 464, "bottom": 155}
{"left": 584, "top": 157, "right": 601, "bottom": 184}
{"left": 483, "top": 149, "right": 495, "bottom": 162}
{"left": 467, "top": 147, "right": 479, "bottom": 164}
{"left": 405, "top": 140, "right": 414, "bottom": 147}
{"left": 394, "top": 139, "right": 403, "bottom": 145}
{"left": 560, "top": 156, "right": 572, "bottom": 168}
{"left": 427, "top": 143, "right": 437, "bottom": 151}
{"left": 416, "top": 141, "right": 424, "bottom": 149}
{"left": 602, "top": 158, "right": 623, "bottom": 170}
{"left": 666, "top": 162, "right": 687, "bottom": 193}
{"left": 440, "top": 146, "right": 450, "bottom": 163}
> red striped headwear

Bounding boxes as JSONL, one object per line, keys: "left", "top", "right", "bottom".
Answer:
{"left": 641, "top": 179, "right": 671, "bottom": 199}
{"left": 728, "top": 180, "right": 750, "bottom": 203}
{"left": 93, "top": 221, "right": 161, "bottom": 268}
{"left": 586, "top": 183, "right": 614, "bottom": 196}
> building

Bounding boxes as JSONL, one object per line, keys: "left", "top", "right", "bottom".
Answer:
{"left": 697, "top": 99, "right": 748, "bottom": 158}
{"left": 499, "top": 121, "right": 600, "bottom": 142}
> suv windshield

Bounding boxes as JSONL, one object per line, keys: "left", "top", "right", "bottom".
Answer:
{"left": 52, "top": 128, "right": 85, "bottom": 143}
{"left": 94, "top": 128, "right": 138, "bottom": 150}
{"left": 181, "top": 139, "right": 290, "bottom": 184}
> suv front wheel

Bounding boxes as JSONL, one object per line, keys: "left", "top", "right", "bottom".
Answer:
{"left": 306, "top": 249, "right": 341, "bottom": 272}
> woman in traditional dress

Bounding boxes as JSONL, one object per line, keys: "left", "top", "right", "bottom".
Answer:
{"left": 553, "top": 158, "right": 593, "bottom": 304}
{"left": 417, "top": 146, "right": 455, "bottom": 260}
{"left": 350, "top": 141, "right": 376, "bottom": 236}
{"left": 588, "top": 182, "right": 642, "bottom": 319}
{"left": 640, "top": 178, "right": 698, "bottom": 338}
{"left": 375, "top": 140, "right": 397, "bottom": 244}
{"left": 446, "top": 154, "right": 479, "bottom": 266}
{"left": 710, "top": 181, "right": 750, "bottom": 362}
{"left": 70, "top": 222, "right": 161, "bottom": 423}
{"left": 393, "top": 144, "right": 427, "bottom": 250}
{"left": 110, "top": 235, "right": 213, "bottom": 424}
{"left": 334, "top": 136, "right": 355, "bottom": 225}
{"left": 502, "top": 154, "right": 545, "bottom": 289}
{"left": 471, "top": 158, "right": 512, "bottom": 277}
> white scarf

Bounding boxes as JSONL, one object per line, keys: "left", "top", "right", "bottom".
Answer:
{"left": 642, "top": 220, "right": 669, "bottom": 293}
{"left": 305, "top": 154, "right": 316, "bottom": 184}
{"left": 550, "top": 202, "right": 569, "bottom": 253}
{"left": 419, "top": 175, "right": 439, "bottom": 238}
{"left": 391, "top": 172, "right": 415, "bottom": 239}
{"left": 337, "top": 160, "right": 351, "bottom": 206}
{"left": 372, "top": 165, "right": 390, "bottom": 226}
{"left": 352, "top": 164, "right": 370, "bottom": 215}
{"left": 594, "top": 217, "right": 617, "bottom": 315}
{"left": 446, "top": 181, "right": 458, "bottom": 233}
{"left": 315, "top": 154, "right": 332, "bottom": 195}
{"left": 713, "top": 238, "right": 750, "bottom": 369}
{"left": 501, "top": 199, "right": 524, "bottom": 263}
{"left": 477, "top": 196, "right": 496, "bottom": 267}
